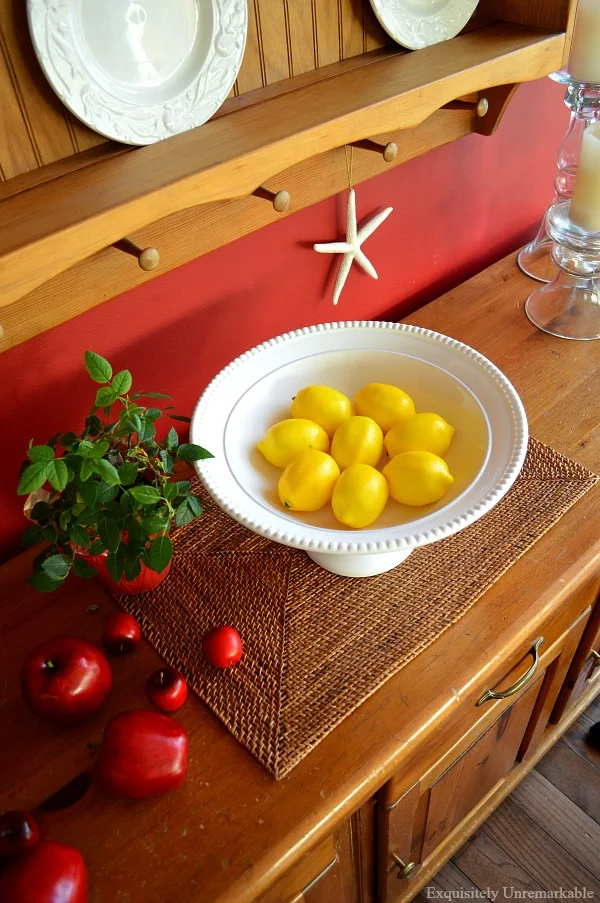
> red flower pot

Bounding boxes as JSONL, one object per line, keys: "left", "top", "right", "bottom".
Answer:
{"left": 81, "top": 551, "right": 171, "bottom": 595}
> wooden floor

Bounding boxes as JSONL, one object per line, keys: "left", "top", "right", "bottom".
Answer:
{"left": 424, "top": 696, "right": 600, "bottom": 899}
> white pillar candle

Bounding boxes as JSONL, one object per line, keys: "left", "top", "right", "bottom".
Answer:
{"left": 568, "top": 0, "right": 600, "bottom": 84}
{"left": 570, "top": 121, "right": 600, "bottom": 232}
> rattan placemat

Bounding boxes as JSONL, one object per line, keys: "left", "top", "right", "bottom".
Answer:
{"left": 115, "top": 438, "right": 598, "bottom": 779}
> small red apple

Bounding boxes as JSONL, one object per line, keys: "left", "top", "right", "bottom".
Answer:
{"left": 0, "top": 811, "right": 39, "bottom": 857}
{"left": 146, "top": 669, "right": 188, "bottom": 712}
{"left": 97, "top": 710, "right": 188, "bottom": 799}
{"left": 202, "top": 625, "right": 243, "bottom": 669}
{"left": 0, "top": 840, "right": 87, "bottom": 903}
{"left": 21, "top": 636, "right": 111, "bottom": 726}
{"left": 103, "top": 612, "right": 141, "bottom": 655}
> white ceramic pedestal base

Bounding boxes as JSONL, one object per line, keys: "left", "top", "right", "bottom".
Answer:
{"left": 307, "top": 548, "right": 413, "bottom": 577}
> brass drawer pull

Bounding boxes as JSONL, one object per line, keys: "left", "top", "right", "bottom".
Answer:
{"left": 591, "top": 650, "right": 600, "bottom": 668}
{"left": 476, "top": 637, "right": 544, "bottom": 706}
{"left": 392, "top": 854, "right": 417, "bottom": 879}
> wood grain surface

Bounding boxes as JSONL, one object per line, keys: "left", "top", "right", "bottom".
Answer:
{"left": 0, "top": 22, "right": 566, "bottom": 320}
{"left": 0, "top": 252, "right": 598, "bottom": 903}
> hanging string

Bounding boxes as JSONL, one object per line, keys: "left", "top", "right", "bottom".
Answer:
{"left": 344, "top": 145, "right": 354, "bottom": 191}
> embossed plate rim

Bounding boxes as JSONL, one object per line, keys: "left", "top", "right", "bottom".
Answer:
{"left": 26, "top": 0, "right": 248, "bottom": 145}
{"left": 368, "top": 0, "right": 479, "bottom": 50}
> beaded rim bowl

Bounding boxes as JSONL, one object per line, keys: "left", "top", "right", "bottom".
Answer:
{"left": 191, "top": 322, "right": 528, "bottom": 566}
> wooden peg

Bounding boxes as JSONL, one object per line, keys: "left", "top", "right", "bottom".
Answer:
{"left": 252, "top": 186, "right": 291, "bottom": 213}
{"left": 442, "top": 96, "right": 489, "bottom": 117}
{"left": 113, "top": 238, "right": 160, "bottom": 271}
{"left": 350, "top": 139, "right": 398, "bottom": 162}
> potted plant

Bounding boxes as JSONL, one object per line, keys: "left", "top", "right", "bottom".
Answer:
{"left": 17, "top": 351, "right": 212, "bottom": 594}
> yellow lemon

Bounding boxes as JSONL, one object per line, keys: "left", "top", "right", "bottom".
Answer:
{"left": 330, "top": 416, "right": 383, "bottom": 470}
{"left": 385, "top": 413, "right": 455, "bottom": 458}
{"left": 354, "top": 383, "right": 415, "bottom": 433}
{"left": 257, "top": 418, "right": 329, "bottom": 468}
{"left": 291, "top": 386, "right": 352, "bottom": 437}
{"left": 331, "top": 464, "right": 389, "bottom": 529}
{"left": 383, "top": 451, "right": 454, "bottom": 507}
{"left": 278, "top": 450, "right": 340, "bottom": 512}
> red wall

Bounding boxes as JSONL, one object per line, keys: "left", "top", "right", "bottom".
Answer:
{"left": 0, "top": 77, "right": 567, "bottom": 563}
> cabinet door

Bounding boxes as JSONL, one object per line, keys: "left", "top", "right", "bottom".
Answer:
{"left": 552, "top": 596, "right": 600, "bottom": 724}
{"left": 378, "top": 682, "right": 541, "bottom": 903}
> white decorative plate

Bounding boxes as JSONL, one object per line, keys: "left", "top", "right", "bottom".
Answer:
{"left": 27, "top": 0, "right": 247, "bottom": 145}
{"left": 369, "top": 0, "right": 479, "bottom": 50}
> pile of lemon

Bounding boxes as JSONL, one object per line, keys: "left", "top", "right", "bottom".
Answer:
{"left": 257, "top": 383, "right": 455, "bottom": 529}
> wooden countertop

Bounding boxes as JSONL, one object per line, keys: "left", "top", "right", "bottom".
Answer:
{"left": 1, "top": 252, "right": 599, "bottom": 903}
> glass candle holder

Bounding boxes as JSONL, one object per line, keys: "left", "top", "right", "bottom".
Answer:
{"left": 518, "top": 78, "right": 600, "bottom": 284}
{"left": 524, "top": 200, "right": 600, "bottom": 340}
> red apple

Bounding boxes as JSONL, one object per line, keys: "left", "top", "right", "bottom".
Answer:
{"left": 146, "top": 669, "right": 188, "bottom": 712}
{"left": 0, "top": 840, "right": 87, "bottom": 903}
{"left": 97, "top": 710, "right": 188, "bottom": 799}
{"left": 103, "top": 612, "right": 141, "bottom": 655}
{"left": 202, "top": 625, "right": 243, "bottom": 669}
{"left": 0, "top": 811, "right": 39, "bottom": 857}
{"left": 21, "top": 636, "right": 111, "bottom": 726}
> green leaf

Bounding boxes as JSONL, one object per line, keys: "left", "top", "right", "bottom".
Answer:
{"left": 59, "top": 511, "right": 71, "bottom": 533}
{"left": 85, "top": 351, "right": 112, "bottom": 384}
{"left": 46, "top": 459, "right": 68, "bottom": 492}
{"left": 175, "top": 500, "right": 195, "bottom": 528}
{"left": 92, "top": 459, "right": 121, "bottom": 485}
{"left": 80, "top": 460, "right": 94, "bottom": 482}
{"left": 117, "top": 462, "right": 138, "bottom": 486}
{"left": 143, "top": 534, "right": 172, "bottom": 573}
{"left": 160, "top": 450, "right": 174, "bottom": 473}
{"left": 169, "top": 414, "right": 192, "bottom": 423}
{"left": 99, "top": 518, "right": 121, "bottom": 552}
{"left": 106, "top": 551, "right": 125, "bottom": 584}
{"left": 96, "top": 482, "right": 119, "bottom": 504}
{"left": 128, "top": 485, "right": 161, "bottom": 506}
{"left": 95, "top": 386, "right": 118, "bottom": 408}
{"left": 123, "top": 557, "right": 142, "bottom": 581}
{"left": 122, "top": 413, "right": 142, "bottom": 435}
{"left": 30, "top": 501, "right": 53, "bottom": 524}
{"left": 21, "top": 524, "right": 45, "bottom": 547}
{"left": 124, "top": 517, "right": 143, "bottom": 542}
{"left": 27, "top": 445, "right": 54, "bottom": 463}
{"left": 69, "top": 525, "right": 90, "bottom": 549}
{"left": 41, "top": 526, "right": 57, "bottom": 542}
{"left": 79, "top": 481, "right": 97, "bottom": 510}
{"left": 187, "top": 495, "right": 203, "bottom": 517}
{"left": 89, "top": 538, "right": 104, "bottom": 555}
{"left": 163, "top": 482, "right": 179, "bottom": 501}
{"left": 111, "top": 369, "right": 132, "bottom": 395}
{"left": 76, "top": 441, "right": 97, "bottom": 458}
{"left": 60, "top": 432, "right": 78, "bottom": 448}
{"left": 84, "top": 415, "right": 102, "bottom": 436}
{"left": 72, "top": 557, "right": 98, "bottom": 579}
{"left": 29, "top": 571, "right": 64, "bottom": 593}
{"left": 142, "top": 514, "right": 170, "bottom": 534}
{"left": 140, "top": 420, "right": 156, "bottom": 442}
{"left": 176, "top": 444, "right": 214, "bottom": 462}
{"left": 145, "top": 408, "right": 162, "bottom": 422}
{"left": 42, "top": 554, "right": 71, "bottom": 579}
{"left": 17, "top": 462, "right": 49, "bottom": 495}
{"left": 140, "top": 391, "right": 172, "bottom": 399}
{"left": 90, "top": 440, "right": 110, "bottom": 459}
{"left": 176, "top": 481, "right": 191, "bottom": 495}
{"left": 166, "top": 427, "right": 179, "bottom": 451}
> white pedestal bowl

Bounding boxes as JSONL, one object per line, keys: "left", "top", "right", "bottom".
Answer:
{"left": 190, "top": 322, "right": 528, "bottom": 577}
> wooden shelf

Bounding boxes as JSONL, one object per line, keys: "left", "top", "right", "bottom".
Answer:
{"left": 0, "top": 20, "right": 568, "bottom": 348}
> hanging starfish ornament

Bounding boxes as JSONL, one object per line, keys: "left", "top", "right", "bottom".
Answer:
{"left": 314, "top": 188, "right": 393, "bottom": 306}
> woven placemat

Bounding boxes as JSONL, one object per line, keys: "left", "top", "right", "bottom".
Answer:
{"left": 115, "top": 438, "right": 598, "bottom": 779}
